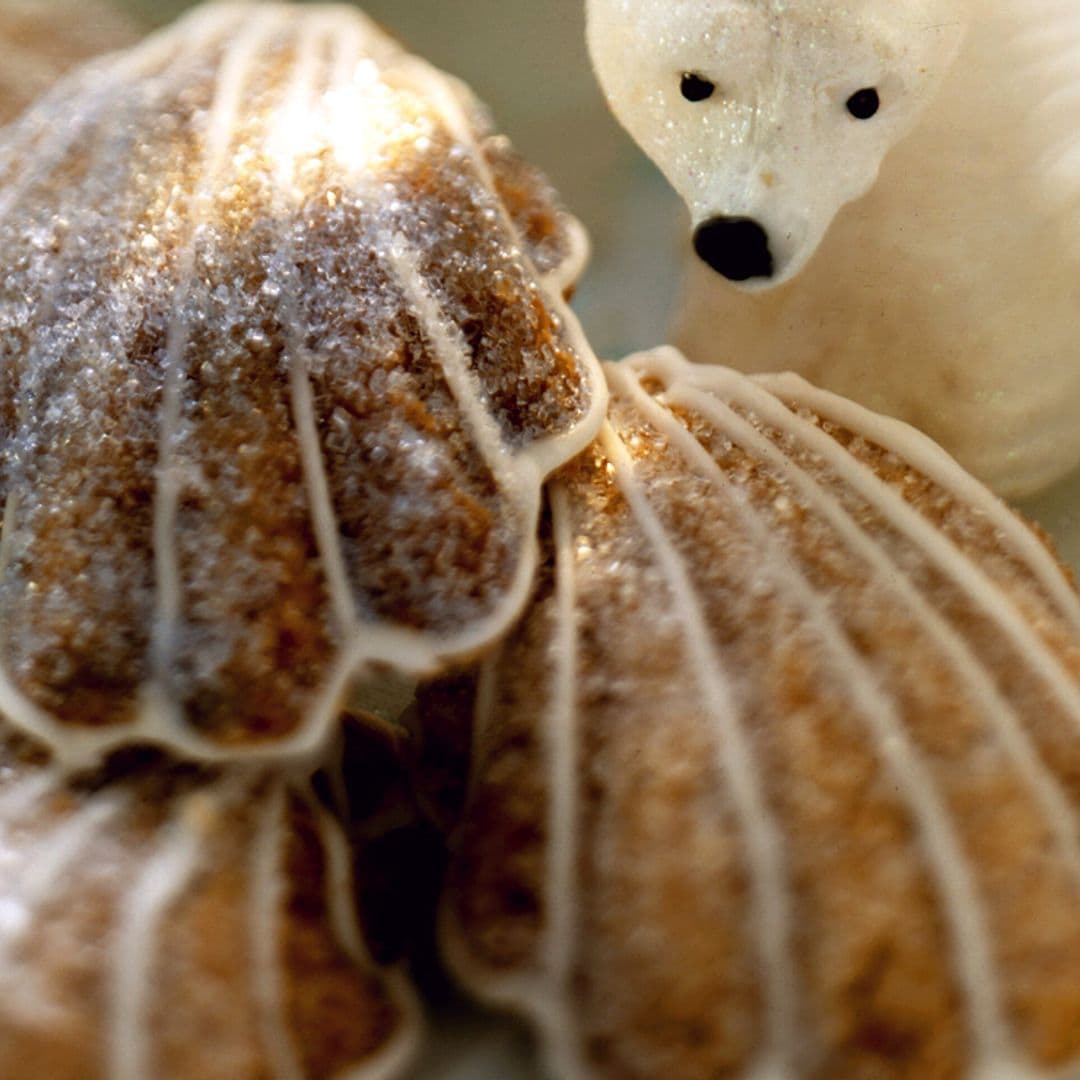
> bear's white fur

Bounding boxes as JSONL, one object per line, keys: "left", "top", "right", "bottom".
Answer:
{"left": 588, "top": 0, "right": 1080, "bottom": 496}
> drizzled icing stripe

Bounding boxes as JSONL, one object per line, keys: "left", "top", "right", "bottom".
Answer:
{"left": 532, "top": 483, "right": 585, "bottom": 1077}
{"left": 0, "top": 2, "right": 604, "bottom": 771}
{"left": 0, "top": 22, "right": 248, "bottom": 765}
{"left": 309, "top": 799, "right": 423, "bottom": 1080}
{"left": 250, "top": 781, "right": 305, "bottom": 1080}
{"left": 394, "top": 51, "right": 607, "bottom": 480}
{"left": 381, "top": 237, "right": 519, "bottom": 492}
{"left": 598, "top": 416, "right": 797, "bottom": 1080}
{"left": 397, "top": 51, "right": 590, "bottom": 302}
{"left": 0, "top": 24, "right": 186, "bottom": 222}
{"left": 329, "top": 11, "right": 366, "bottom": 88}
{"left": 439, "top": 538, "right": 589, "bottom": 1080}
{"left": 271, "top": 16, "right": 359, "bottom": 640}
{"left": 698, "top": 367, "right": 1080, "bottom": 731}
{"left": 0, "top": 769, "right": 52, "bottom": 820}
{"left": 0, "top": 794, "right": 122, "bottom": 962}
{"left": 752, "top": 370, "right": 1080, "bottom": 629}
{"left": 109, "top": 796, "right": 204, "bottom": 1080}
{"left": 0, "top": 0, "right": 238, "bottom": 217}
{"left": 0, "top": 492, "right": 16, "bottom": 578}
{"left": 608, "top": 363, "right": 1018, "bottom": 1074}
{"left": 654, "top": 373, "right": 1080, "bottom": 888}
{"left": 149, "top": 9, "right": 289, "bottom": 720}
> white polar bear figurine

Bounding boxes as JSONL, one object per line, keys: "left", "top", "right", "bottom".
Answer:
{"left": 587, "top": 0, "right": 1080, "bottom": 497}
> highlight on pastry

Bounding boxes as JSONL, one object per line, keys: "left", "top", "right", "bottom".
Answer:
{"left": 0, "top": 3, "right": 1078, "bottom": 1079}
{"left": 438, "top": 347, "right": 1080, "bottom": 1080}
{"left": 0, "top": 0, "right": 605, "bottom": 768}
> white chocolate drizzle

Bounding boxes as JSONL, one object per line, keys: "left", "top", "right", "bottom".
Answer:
{"left": 0, "top": 759, "right": 421, "bottom": 1079}
{"left": 752, "top": 370, "right": 1080, "bottom": 630}
{"left": 149, "top": 8, "right": 288, "bottom": 721}
{"left": 109, "top": 797, "right": 204, "bottom": 1080}
{"left": 650, "top": 369, "right": 1080, "bottom": 889}
{"left": 608, "top": 361, "right": 1016, "bottom": 1074}
{"left": 0, "top": 1, "right": 606, "bottom": 769}
{"left": 599, "top": 411, "right": 797, "bottom": 1080}
{"left": 729, "top": 370, "right": 1080, "bottom": 730}
{"left": 250, "top": 782, "right": 306, "bottom": 1080}
{"left": 446, "top": 348, "right": 1080, "bottom": 1079}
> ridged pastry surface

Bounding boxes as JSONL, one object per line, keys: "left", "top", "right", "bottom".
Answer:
{"left": 0, "top": 731, "right": 421, "bottom": 1080}
{"left": 0, "top": 2, "right": 604, "bottom": 767}
{"left": 440, "top": 348, "right": 1080, "bottom": 1080}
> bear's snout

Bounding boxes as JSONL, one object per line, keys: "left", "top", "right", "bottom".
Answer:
{"left": 693, "top": 216, "right": 774, "bottom": 282}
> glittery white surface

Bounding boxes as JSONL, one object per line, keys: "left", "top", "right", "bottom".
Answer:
{"left": 586, "top": 0, "right": 966, "bottom": 282}
{"left": 62, "top": 1, "right": 1080, "bottom": 1075}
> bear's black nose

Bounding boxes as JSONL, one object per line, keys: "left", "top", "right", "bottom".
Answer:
{"left": 693, "top": 216, "right": 774, "bottom": 281}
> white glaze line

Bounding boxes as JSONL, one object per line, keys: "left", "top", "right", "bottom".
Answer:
{"left": 329, "top": 7, "right": 365, "bottom": 88}
{"left": 0, "top": 794, "right": 122, "bottom": 958}
{"left": 0, "top": 769, "right": 53, "bottom": 822}
{"left": 9, "top": 37, "right": 172, "bottom": 448}
{"left": 149, "top": 9, "right": 286, "bottom": 703}
{"left": 109, "top": 799, "right": 203, "bottom": 1080}
{"left": 309, "top": 795, "right": 423, "bottom": 1080}
{"left": 609, "top": 364, "right": 1017, "bottom": 1071}
{"left": 270, "top": 15, "right": 326, "bottom": 190}
{"left": 717, "top": 370, "right": 1080, "bottom": 732}
{"left": 250, "top": 781, "right": 305, "bottom": 1080}
{"left": 754, "top": 370, "right": 1080, "bottom": 630}
{"left": 0, "top": 660, "right": 89, "bottom": 767}
{"left": 663, "top": 377, "right": 1080, "bottom": 888}
{"left": 535, "top": 483, "right": 585, "bottom": 1075}
{"left": 392, "top": 53, "right": 609, "bottom": 480}
{"left": 0, "top": 27, "right": 181, "bottom": 223}
{"left": 0, "top": 0, "right": 241, "bottom": 219}
{"left": 397, "top": 47, "right": 590, "bottom": 306}
{"left": 309, "top": 791, "right": 372, "bottom": 966}
{"left": 381, "top": 235, "right": 517, "bottom": 492}
{"left": 465, "top": 646, "right": 502, "bottom": 809}
{"left": 271, "top": 19, "right": 358, "bottom": 641}
{"left": 598, "top": 415, "right": 796, "bottom": 1080}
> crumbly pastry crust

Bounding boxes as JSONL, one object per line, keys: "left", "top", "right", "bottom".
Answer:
{"left": 440, "top": 348, "right": 1080, "bottom": 1080}
{"left": 0, "top": 2, "right": 604, "bottom": 768}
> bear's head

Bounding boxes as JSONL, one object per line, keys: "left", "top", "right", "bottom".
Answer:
{"left": 587, "top": 0, "right": 969, "bottom": 286}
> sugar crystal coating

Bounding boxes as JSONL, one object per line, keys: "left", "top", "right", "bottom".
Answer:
{"left": 0, "top": 729, "right": 421, "bottom": 1078}
{"left": 438, "top": 348, "right": 1080, "bottom": 1080}
{"left": 0, "top": 2, "right": 605, "bottom": 766}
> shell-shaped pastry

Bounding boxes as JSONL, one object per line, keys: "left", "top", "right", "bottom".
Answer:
{"left": 438, "top": 348, "right": 1080, "bottom": 1079}
{"left": 0, "top": 729, "right": 421, "bottom": 1079}
{"left": 0, "top": 2, "right": 605, "bottom": 767}
{"left": 0, "top": 0, "right": 137, "bottom": 124}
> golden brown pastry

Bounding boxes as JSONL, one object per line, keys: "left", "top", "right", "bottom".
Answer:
{"left": 0, "top": 0, "right": 137, "bottom": 125}
{"left": 0, "top": 728, "right": 421, "bottom": 1080}
{"left": 439, "top": 348, "right": 1080, "bottom": 1079}
{"left": 0, "top": 1, "right": 605, "bottom": 768}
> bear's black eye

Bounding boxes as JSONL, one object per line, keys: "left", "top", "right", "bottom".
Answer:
{"left": 681, "top": 73, "right": 716, "bottom": 102}
{"left": 846, "top": 87, "right": 880, "bottom": 120}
